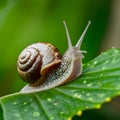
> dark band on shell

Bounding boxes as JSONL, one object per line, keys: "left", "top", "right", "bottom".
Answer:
{"left": 17, "top": 47, "right": 42, "bottom": 83}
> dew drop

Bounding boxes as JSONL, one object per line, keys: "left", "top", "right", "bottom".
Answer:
{"left": 102, "top": 66, "right": 105, "bottom": 70}
{"left": 114, "top": 50, "right": 119, "bottom": 53}
{"left": 96, "top": 82, "right": 102, "bottom": 86}
{"left": 93, "top": 60, "right": 97, "bottom": 65}
{"left": 82, "top": 91, "right": 85, "bottom": 94}
{"left": 76, "top": 111, "right": 82, "bottom": 116}
{"left": 13, "top": 102, "right": 17, "bottom": 105}
{"left": 73, "top": 93, "right": 79, "bottom": 98}
{"left": 67, "top": 117, "right": 72, "bottom": 120}
{"left": 85, "top": 106, "right": 89, "bottom": 109}
{"left": 47, "top": 98, "right": 52, "bottom": 102}
{"left": 87, "top": 83, "right": 93, "bottom": 87}
{"left": 30, "top": 99, "right": 33, "bottom": 102}
{"left": 60, "top": 111, "right": 64, "bottom": 115}
{"left": 86, "top": 93, "right": 90, "bottom": 96}
{"left": 54, "top": 102, "right": 58, "bottom": 106}
{"left": 118, "top": 91, "right": 120, "bottom": 95}
{"left": 103, "top": 52, "right": 107, "bottom": 55}
{"left": 33, "top": 112, "right": 40, "bottom": 118}
{"left": 78, "top": 94, "right": 82, "bottom": 98}
{"left": 100, "top": 73, "right": 103, "bottom": 76}
{"left": 105, "top": 60, "right": 109, "bottom": 64}
{"left": 86, "top": 63, "right": 90, "bottom": 67}
{"left": 111, "top": 59, "right": 116, "bottom": 63}
{"left": 94, "top": 104, "right": 101, "bottom": 109}
{"left": 105, "top": 97, "right": 111, "bottom": 102}
{"left": 23, "top": 102, "right": 27, "bottom": 105}
{"left": 50, "top": 116, "right": 54, "bottom": 120}
{"left": 73, "top": 93, "right": 78, "bottom": 97}
{"left": 83, "top": 80, "right": 87, "bottom": 84}
{"left": 88, "top": 97, "right": 93, "bottom": 101}
{"left": 97, "top": 93, "right": 105, "bottom": 98}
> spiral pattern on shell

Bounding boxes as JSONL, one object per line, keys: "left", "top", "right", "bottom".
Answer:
{"left": 17, "top": 43, "right": 62, "bottom": 86}
{"left": 17, "top": 47, "right": 42, "bottom": 83}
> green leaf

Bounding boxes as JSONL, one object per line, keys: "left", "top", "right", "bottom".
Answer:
{"left": 0, "top": 48, "right": 120, "bottom": 120}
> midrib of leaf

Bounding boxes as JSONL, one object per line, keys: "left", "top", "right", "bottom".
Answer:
{"left": 33, "top": 93, "right": 50, "bottom": 119}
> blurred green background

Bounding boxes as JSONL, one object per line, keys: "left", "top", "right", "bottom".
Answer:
{"left": 1, "top": 0, "right": 120, "bottom": 119}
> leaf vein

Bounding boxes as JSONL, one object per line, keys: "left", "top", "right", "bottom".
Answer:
{"left": 33, "top": 93, "right": 50, "bottom": 119}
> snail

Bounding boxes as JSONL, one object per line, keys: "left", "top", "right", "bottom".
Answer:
{"left": 17, "top": 21, "right": 91, "bottom": 94}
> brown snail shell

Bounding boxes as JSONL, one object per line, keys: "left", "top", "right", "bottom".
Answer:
{"left": 17, "top": 43, "right": 62, "bottom": 86}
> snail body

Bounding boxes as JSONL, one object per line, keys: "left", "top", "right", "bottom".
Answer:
{"left": 17, "top": 21, "right": 91, "bottom": 93}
